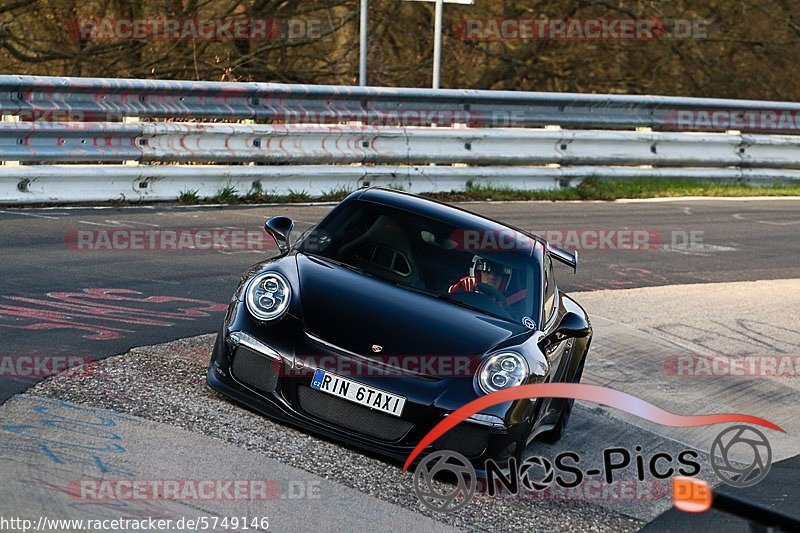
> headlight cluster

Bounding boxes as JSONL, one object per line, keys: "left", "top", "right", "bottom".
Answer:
{"left": 245, "top": 272, "right": 291, "bottom": 321}
{"left": 477, "top": 351, "right": 529, "bottom": 394}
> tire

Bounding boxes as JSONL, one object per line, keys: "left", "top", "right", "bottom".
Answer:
{"left": 539, "top": 356, "right": 585, "bottom": 444}
{"left": 539, "top": 398, "right": 573, "bottom": 444}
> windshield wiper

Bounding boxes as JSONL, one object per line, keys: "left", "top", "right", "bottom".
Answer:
{"left": 303, "top": 253, "right": 372, "bottom": 277}
{"left": 396, "top": 283, "right": 440, "bottom": 298}
{"left": 395, "top": 283, "right": 513, "bottom": 321}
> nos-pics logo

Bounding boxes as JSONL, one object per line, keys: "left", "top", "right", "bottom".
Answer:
{"left": 413, "top": 424, "right": 773, "bottom": 513}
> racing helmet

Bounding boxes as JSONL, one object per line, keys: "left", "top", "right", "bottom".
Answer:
{"left": 470, "top": 255, "right": 512, "bottom": 291}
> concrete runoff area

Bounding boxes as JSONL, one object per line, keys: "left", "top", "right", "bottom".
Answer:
{"left": 0, "top": 395, "right": 456, "bottom": 533}
{"left": 1, "top": 278, "right": 796, "bottom": 530}
{"left": 575, "top": 279, "right": 800, "bottom": 462}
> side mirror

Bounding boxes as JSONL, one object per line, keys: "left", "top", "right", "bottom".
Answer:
{"left": 265, "top": 216, "right": 294, "bottom": 255}
{"left": 540, "top": 311, "right": 591, "bottom": 351}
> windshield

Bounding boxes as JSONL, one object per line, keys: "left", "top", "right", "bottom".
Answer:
{"left": 297, "top": 199, "right": 541, "bottom": 325}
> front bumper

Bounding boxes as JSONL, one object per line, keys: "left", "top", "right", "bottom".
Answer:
{"left": 206, "top": 303, "right": 532, "bottom": 470}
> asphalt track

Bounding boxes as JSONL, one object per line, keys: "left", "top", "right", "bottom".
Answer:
{"left": 0, "top": 197, "right": 798, "bottom": 531}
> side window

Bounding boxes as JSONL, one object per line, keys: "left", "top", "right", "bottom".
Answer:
{"left": 543, "top": 254, "right": 556, "bottom": 323}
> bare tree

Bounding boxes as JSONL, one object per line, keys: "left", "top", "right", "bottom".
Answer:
{"left": 0, "top": 0, "right": 797, "bottom": 100}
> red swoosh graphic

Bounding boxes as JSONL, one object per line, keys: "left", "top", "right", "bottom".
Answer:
{"left": 402, "top": 383, "right": 784, "bottom": 472}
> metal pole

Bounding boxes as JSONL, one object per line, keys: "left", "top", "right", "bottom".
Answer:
{"left": 359, "top": 0, "right": 368, "bottom": 86}
{"left": 432, "top": 0, "right": 443, "bottom": 89}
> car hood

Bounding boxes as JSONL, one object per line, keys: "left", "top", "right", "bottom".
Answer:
{"left": 296, "top": 253, "right": 525, "bottom": 358}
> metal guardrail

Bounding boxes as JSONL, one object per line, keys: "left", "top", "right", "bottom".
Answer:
{"left": 1, "top": 75, "right": 800, "bottom": 204}
{"left": 4, "top": 164, "right": 798, "bottom": 205}
{"left": 3, "top": 74, "right": 800, "bottom": 131}
{"left": 3, "top": 121, "right": 800, "bottom": 167}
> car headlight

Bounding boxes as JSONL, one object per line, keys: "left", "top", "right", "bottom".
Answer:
{"left": 477, "top": 351, "right": 529, "bottom": 394}
{"left": 245, "top": 272, "right": 291, "bottom": 321}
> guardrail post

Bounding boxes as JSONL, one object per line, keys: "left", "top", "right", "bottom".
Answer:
{"left": 241, "top": 119, "right": 256, "bottom": 167}
{"left": 1, "top": 115, "right": 20, "bottom": 166}
{"left": 123, "top": 116, "right": 140, "bottom": 166}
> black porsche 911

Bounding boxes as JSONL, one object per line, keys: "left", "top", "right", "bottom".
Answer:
{"left": 207, "top": 187, "right": 591, "bottom": 468}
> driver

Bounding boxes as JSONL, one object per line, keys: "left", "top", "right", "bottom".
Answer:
{"left": 448, "top": 255, "right": 513, "bottom": 305}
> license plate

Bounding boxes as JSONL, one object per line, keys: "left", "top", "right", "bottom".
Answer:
{"left": 310, "top": 369, "right": 406, "bottom": 417}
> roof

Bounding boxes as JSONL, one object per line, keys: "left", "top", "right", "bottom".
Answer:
{"left": 352, "top": 187, "right": 546, "bottom": 248}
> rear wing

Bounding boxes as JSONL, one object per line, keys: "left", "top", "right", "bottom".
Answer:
{"left": 549, "top": 245, "right": 578, "bottom": 273}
